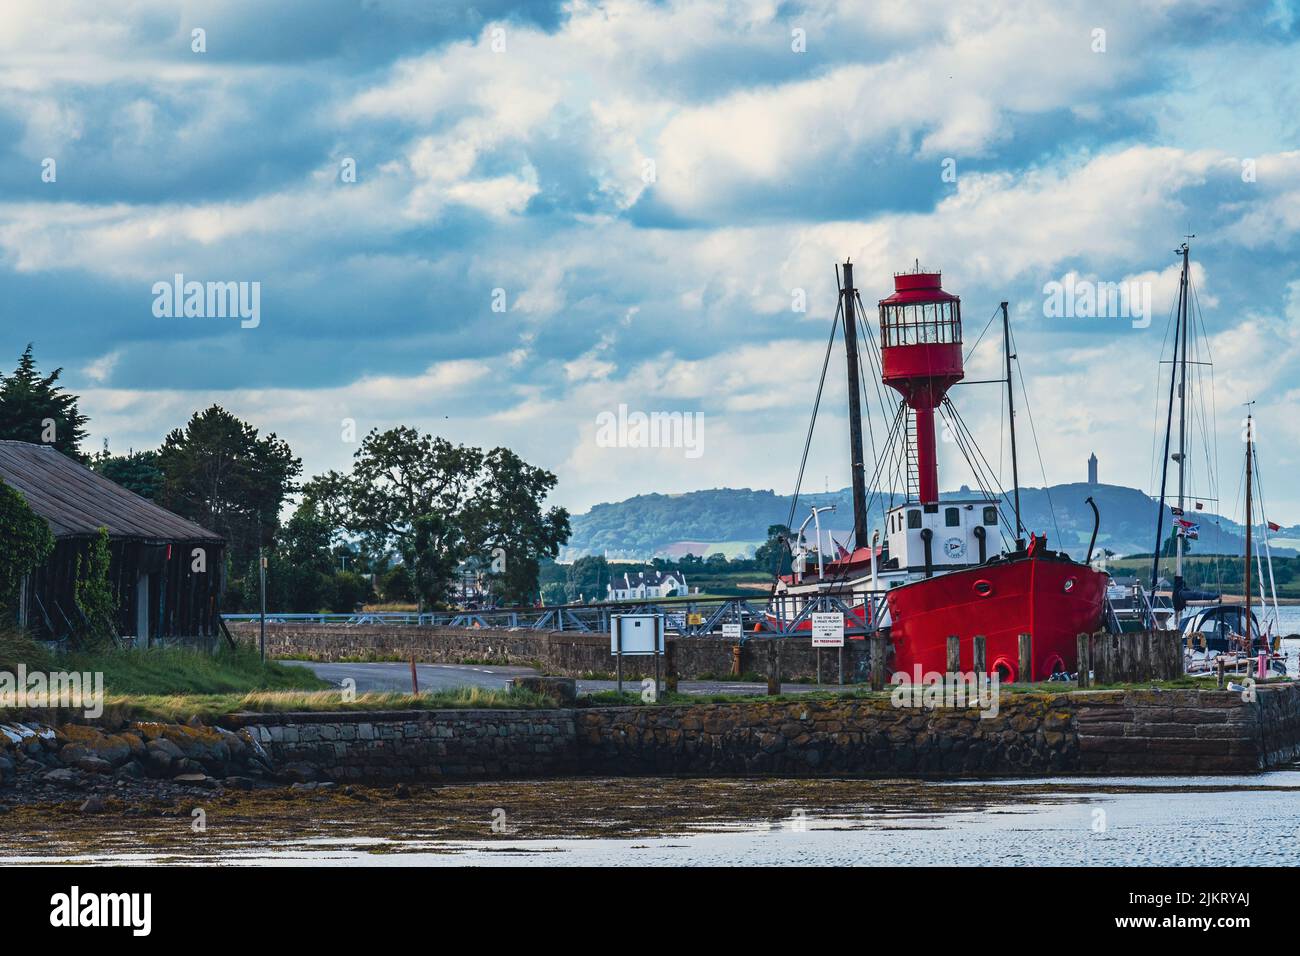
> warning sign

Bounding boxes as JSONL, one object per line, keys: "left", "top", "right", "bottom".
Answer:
{"left": 810, "top": 612, "right": 845, "bottom": 648}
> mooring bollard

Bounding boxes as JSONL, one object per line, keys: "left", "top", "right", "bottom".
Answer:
{"left": 1018, "top": 633, "right": 1032, "bottom": 683}
{"left": 973, "top": 635, "right": 986, "bottom": 675}
{"left": 1076, "top": 633, "right": 1090, "bottom": 688}
{"left": 946, "top": 635, "right": 960, "bottom": 675}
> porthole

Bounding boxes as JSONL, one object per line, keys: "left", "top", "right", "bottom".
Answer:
{"left": 1063, "top": 578, "right": 1075, "bottom": 592}
{"left": 973, "top": 579, "right": 993, "bottom": 597}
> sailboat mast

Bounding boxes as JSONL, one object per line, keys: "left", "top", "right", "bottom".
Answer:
{"left": 1001, "top": 301, "right": 1024, "bottom": 546}
{"left": 841, "top": 261, "right": 869, "bottom": 551}
{"left": 1245, "top": 408, "right": 1254, "bottom": 650}
{"left": 1173, "top": 241, "right": 1191, "bottom": 606}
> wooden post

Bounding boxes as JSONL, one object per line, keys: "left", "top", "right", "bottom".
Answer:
{"left": 731, "top": 642, "right": 742, "bottom": 677}
{"left": 409, "top": 654, "right": 419, "bottom": 695}
{"left": 1216, "top": 655, "right": 1226, "bottom": 690}
{"left": 665, "top": 638, "right": 679, "bottom": 693}
{"left": 1076, "top": 633, "right": 1090, "bottom": 688}
{"left": 766, "top": 641, "right": 781, "bottom": 696}
{"left": 972, "top": 635, "right": 986, "bottom": 675}
{"left": 1018, "top": 633, "right": 1032, "bottom": 683}
{"left": 870, "top": 635, "right": 885, "bottom": 691}
{"left": 946, "top": 635, "right": 960, "bottom": 674}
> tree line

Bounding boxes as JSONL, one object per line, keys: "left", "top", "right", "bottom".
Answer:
{"left": 0, "top": 345, "right": 570, "bottom": 615}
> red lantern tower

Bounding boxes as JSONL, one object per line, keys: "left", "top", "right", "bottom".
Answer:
{"left": 878, "top": 269, "right": 963, "bottom": 504}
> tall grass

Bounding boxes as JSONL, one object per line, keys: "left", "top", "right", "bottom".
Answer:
{"left": 0, "top": 627, "right": 327, "bottom": 696}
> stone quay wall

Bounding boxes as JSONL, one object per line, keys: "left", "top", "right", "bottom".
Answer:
{"left": 228, "top": 622, "right": 870, "bottom": 682}
{"left": 217, "top": 684, "right": 1300, "bottom": 782}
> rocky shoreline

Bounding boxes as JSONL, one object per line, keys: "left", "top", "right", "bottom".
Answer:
{"left": 0, "top": 718, "right": 335, "bottom": 812}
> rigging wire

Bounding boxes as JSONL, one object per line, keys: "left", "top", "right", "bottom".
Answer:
{"left": 768, "top": 295, "right": 841, "bottom": 589}
{"left": 1007, "top": 320, "right": 1062, "bottom": 544}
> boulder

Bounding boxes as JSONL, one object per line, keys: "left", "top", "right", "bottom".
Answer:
{"left": 280, "top": 762, "right": 318, "bottom": 784}
{"left": 145, "top": 738, "right": 185, "bottom": 773}
{"left": 115, "top": 760, "right": 146, "bottom": 780}
{"left": 71, "top": 755, "right": 114, "bottom": 775}
{"left": 42, "top": 768, "right": 81, "bottom": 788}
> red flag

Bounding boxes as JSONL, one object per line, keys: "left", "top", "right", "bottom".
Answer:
{"left": 1194, "top": 501, "right": 1204, "bottom": 510}
{"left": 1268, "top": 521, "right": 1281, "bottom": 532}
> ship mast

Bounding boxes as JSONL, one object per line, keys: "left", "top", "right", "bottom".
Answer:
{"left": 1174, "top": 240, "right": 1191, "bottom": 610}
{"left": 1244, "top": 405, "right": 1254, "bottom": 651}
{"left": 1001, "top": 301, "right": 1024, "bottom": 547}
{"left": 1151, "top": 238, "right": 1192, "bottom": 607}
{"left": 841, "top": 261, "right": 869, "bottom": 551}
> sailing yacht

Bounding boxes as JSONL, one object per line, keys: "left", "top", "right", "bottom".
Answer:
{"left": 1146, "top": 240, "right": 1287, "bottom": 676}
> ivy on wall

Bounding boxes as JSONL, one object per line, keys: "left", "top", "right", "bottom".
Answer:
{"left": 73, "top": 527, "right": 118, "bottom": 644}
{"left": 0, "top": 478, "right": 54, "bottom": 617}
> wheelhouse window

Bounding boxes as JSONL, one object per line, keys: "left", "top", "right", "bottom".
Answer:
{"left": 879, "top": 300, "right": 962, "bottom": 347}
{"left": 945, "top": 507, "right": 960, "bottom": 527}
{"left": 983, "top": 506, "right": 998, "bottom": 526}
{"left": 907, "top": 509, "right": 922, "bottom": 529}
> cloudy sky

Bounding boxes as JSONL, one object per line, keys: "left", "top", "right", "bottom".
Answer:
{"left": 2, "top": 0, "right": 1299, "bottom": 524}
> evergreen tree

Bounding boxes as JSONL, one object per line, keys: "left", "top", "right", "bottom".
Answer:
{"left": 0, "top": 344, "right": 89, "bottom": 458}
{"left": 90, "top": 444, "right": 164, "bottom": 499}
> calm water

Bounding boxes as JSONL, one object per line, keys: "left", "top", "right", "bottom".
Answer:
{"left": 10, "top": 771, "right": 1300, "bottom": 867}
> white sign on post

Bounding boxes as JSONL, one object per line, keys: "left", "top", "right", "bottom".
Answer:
{"left": 610, "top": 614, "right": 664, "bottom": 655}
{"left": 721, "top": 622, "right": 743, "bottom": 641}
{"left": 810, "top": 612, "right": 845, "bottom": 648}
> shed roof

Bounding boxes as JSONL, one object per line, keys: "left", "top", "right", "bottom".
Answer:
{"left": 0, "top": 441, "right": 222, "bottom": 542}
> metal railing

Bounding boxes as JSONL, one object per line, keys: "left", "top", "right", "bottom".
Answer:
{"left": 222, "top": 589, "right": 894, "bottom": 640}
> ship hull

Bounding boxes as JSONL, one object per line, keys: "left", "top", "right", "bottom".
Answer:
{"left": 886, "top": 555, "right": 1106, "bottom": 681}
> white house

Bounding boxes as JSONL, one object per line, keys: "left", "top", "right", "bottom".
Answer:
{"left": 607, "top": 569, "right": 688, "bottom": 601}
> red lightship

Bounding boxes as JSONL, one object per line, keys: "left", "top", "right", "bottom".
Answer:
{"left": 773, "top": 263, "right": 1106, "bottom": 682}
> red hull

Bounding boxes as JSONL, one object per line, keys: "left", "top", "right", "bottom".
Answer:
{"left": 886, "top": 556, "right": 1105, "bottom": 681}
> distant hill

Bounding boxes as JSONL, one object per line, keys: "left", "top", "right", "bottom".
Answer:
{"left": 561, "top": 483, "right": 1297, "bottom": 562}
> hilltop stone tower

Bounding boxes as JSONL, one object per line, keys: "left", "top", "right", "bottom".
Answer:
{"left": 1088, "top": 452, "right": 1098, "bottom": 485}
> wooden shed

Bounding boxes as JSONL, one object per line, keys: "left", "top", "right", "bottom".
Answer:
{"left": 0, "top": 441, "right": 225, "bottom": 647}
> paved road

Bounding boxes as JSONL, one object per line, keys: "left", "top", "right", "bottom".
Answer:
{"left": 289, "top": 661, "right": 851, "bottom": 698}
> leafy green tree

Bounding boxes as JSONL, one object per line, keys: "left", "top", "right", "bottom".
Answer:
{"left": 307, "top": 427, "right": 481, "bottom": 609}
{"left": 330, "top": 570, "right": 373, "bottom": 612}
{"left": 380, "top": 564, "right": 415, "bottom": 603}
{"left": 462, "top": 448, "right": 570, "bottom": 606}
{"left": 91, "top": 445, "right": 163, "bottom": 499}
{"left": 754, "top": 524, "right": 792, "bottom": 576}
{"left": 541, "top": 582, "right": 568, "bottom": 605}
{"left": 565, "top": 555, "right": 609, "bottom": 602}
{"left": 156, "top": 405, "right": 301, "bottom": 572}
{"left": 0, "top": 479, "right": 54, "bottom": 617}
{"left": 0, "top": 344, "right": 89, "bottom": 458}
{"left": 73, "top": 528, "right": 118, "bottom": 644}
{"left": 265, "top": 500, "right": 337, "bottom": 613}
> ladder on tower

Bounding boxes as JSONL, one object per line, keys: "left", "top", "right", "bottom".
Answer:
{"left": 904, "top": 408, "right": 920, "bottom": 500}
